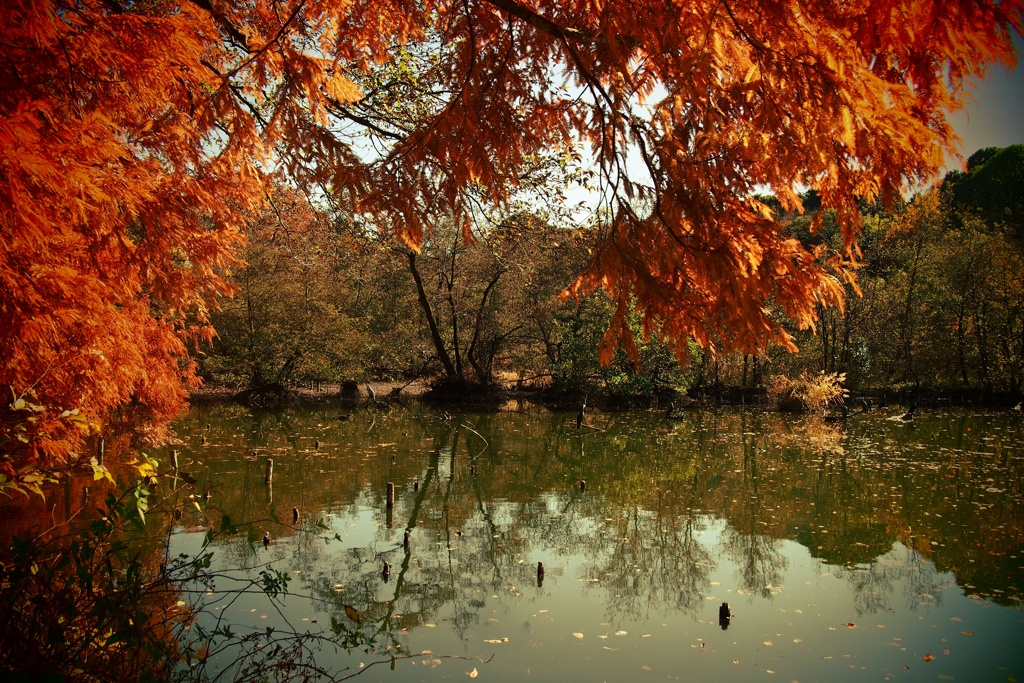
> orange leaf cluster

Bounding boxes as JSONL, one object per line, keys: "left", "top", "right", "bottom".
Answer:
{"left": 0, "top": 0, "right": 262, "bottom": 466}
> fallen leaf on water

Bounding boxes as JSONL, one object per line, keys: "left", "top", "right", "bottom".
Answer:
{"left": 923, "top": 653, "right": 935, "bottom": 662}
{"left": 573, "top": 632, "right": 584, "bottom": 639}
{"left": 344, "top": 605, "right": 361, "bottom": 624}
{"left": 615, "top": 630, "right": 628, "bottom": 636}
{"left": 846, "top": 623, "right": 857, "bottom": 628}
{"left": 763, "top": 641, "right": 773, "bottom": 646}
{"left": 467, "top": 668, "right": 478, "bottom": 678}
{"left": 602, "top": 646, "right": 617, "bottom": 651}
{"left": 961, "top": 631, "right": 974, "bottom": 636}
{"left": 641, "top": 665, "right": 651, "bottom": 671}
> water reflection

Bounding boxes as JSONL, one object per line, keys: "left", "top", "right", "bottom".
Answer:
{"left": 4, "top": 403, "right": 1021, "bottom": 680}
{"left": 171, "top": 405, "right": 1023, "bottom": 610}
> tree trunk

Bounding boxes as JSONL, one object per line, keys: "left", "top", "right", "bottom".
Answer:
{"left": 408, "top": 251, "right": 458, "bottom": 380}
{"left": 466, "top": 269, "right": 504, "bottom": 384}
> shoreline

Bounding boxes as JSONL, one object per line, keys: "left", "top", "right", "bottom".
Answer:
{"left": 188, "top": 381, "right": 1022, "bottom": 411}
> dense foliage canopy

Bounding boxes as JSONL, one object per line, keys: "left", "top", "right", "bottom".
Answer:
{"left": 2, "top": 0, "right": 1021, "bottom": 467}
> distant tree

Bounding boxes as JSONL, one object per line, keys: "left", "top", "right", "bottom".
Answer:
{"left": 854, "top": 187, "right": 1024, "bottom": 393}
{"left": 202, "top": 183, "right": 370, "bottom": 392}
{"left": 942, "top": 145, "right": 1024, "bottom": 238}
{"left": 404, "top": 212, "right": 589, "bottom": 389}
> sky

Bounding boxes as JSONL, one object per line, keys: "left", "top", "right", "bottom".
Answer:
{"left": 559, "top": 34, "right": 1023, "bottom": 219}
{"left": 946, "top": 33, "right": 1024, "bottom": 172}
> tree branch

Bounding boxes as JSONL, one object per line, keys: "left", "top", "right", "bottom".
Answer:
{"left": 481, "top": 0, "right": 595, "bottom": 43}
{"left": 187, "top": 0, "right": 251, "bottom": 53}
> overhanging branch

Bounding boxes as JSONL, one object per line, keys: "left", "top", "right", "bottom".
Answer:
{"left": 481, "top": 0, "right": 595, "bottom": 43}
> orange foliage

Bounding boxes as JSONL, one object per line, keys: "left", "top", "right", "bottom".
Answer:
{"left": 0, "top": 0, "right": 263, "bottom": 467}
{"left": 1, "top": 0, "right": 1020, "bottom": 468}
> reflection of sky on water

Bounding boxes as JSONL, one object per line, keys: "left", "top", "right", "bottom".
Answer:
{"left": 173, "top": 516, "right": 1023, "bottom": 682}
{"left": 167, "top": 404, "right": 1024, "bottom": 681}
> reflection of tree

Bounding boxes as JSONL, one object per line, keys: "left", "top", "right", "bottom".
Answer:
{"left": 578, "top": 504, "right": 714, "bottom": 622}
{"left": 295, "top": 425, "right": 454, "bottom": 656}
{"left": 724, "top": 530, "right": 786, "bottom": 599}
{"left": 834, "top": 545, "right": 945, "bottom": 615}
{"left": 722, "top": 427, "right": 787, "bottom": 598}
{"left": 172, "top": 400, "right": 1024, "bottom": 662}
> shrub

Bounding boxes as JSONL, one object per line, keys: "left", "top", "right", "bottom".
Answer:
{"left": 767, "top": 372, "right": 848, "bottom": 413}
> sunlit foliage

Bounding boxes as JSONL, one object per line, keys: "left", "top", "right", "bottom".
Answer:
{"left": 2, "top": 0, "right": 1020, "bottom": 466}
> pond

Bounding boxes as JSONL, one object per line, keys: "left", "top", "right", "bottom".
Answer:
{"left": 9, "top": 402, "right": 1021, "bottom": 681}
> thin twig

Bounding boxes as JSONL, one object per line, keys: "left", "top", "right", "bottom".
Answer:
{"left": 460, "top": 422, "right": 489, "bottom": 455}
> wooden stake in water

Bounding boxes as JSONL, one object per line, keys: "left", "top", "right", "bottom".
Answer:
{"left": 265, "top": 458, "right": 274, "bottom": 484}
{"left": 386, "top": 482, "right": 395, "bottom": 508}
{"left": 172, "top": 449, "right": 179, "bottom": 471}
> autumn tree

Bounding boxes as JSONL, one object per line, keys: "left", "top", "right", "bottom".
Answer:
{"left": 403, "top": 211, "right": 588, "bottom": 389}
{"left": 943, "top": 145, "right": 1024, "bottom": 238}
{"left": 864, "top": 188, "right": 1024, "bottom": 393}
{"left": 202, "top": 182, "right": 372, "bottom": 393}
{"left": 1, "top": 0, "right": 266, "bottom": 471}
{"left": 3, "top": 0, "right": 1021, "bottom": 469}
{"left": 768, "top": 162, "right": 1024, "bottom": 395}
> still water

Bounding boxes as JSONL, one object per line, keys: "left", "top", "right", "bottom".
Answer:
{"left": 164, "top": 402, "right": 1023, "bottom": 681}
